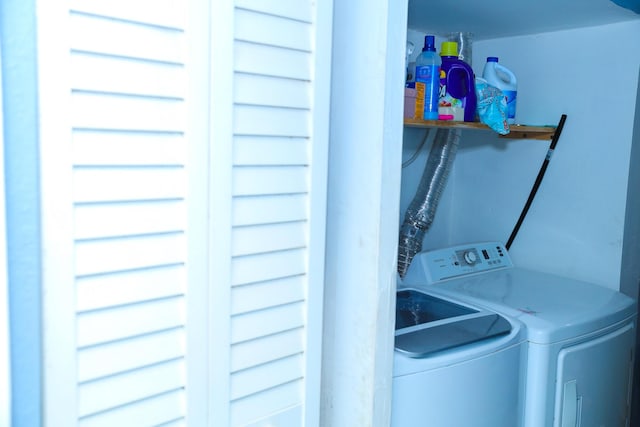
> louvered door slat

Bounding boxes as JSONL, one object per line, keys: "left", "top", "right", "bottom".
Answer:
{"left": 78, "top": 328, "right": 184, "bottom": 382}
{"left": 234, "top": 41, "right": 310, "bottom": 81}
{"left": 234, "top": 74, "right": 310, "bottom": 109}
{"left": 70, "top": 53, "right": 185, "bottom": 98}
{"left": 77, "top": 359, "right": 184, "bottom": 417}
{"left": 71, "top": 93, "right": 185, "bottom": 131}
{"left": 235, "top": 9, "right": 311, "bottom": 51}
{"left": 73, "top": 131, "right": 186, "bottom": 166}
{"left": 231, "top": 249, "right": 306, "bottom": 286}
{"left": 69, "top": 13, "right": 185, "bottom": 63}
{"left": 77, "top": 297, "right": 184, "bottom": 347}
{"left": 70, "top": 0, "right": 186, "bottom": 29}
{"left": 230, "top": 328, "right": 304, "bottom": 373}
{"left": 74, "top": 201, "right": 185, "bottom": 240}
{"left": 234, "top": 105, "right": 309, "bottom": 138}
{"left": 234, "top": 136, "right": 308, "bottom": 166}
{"left": 231, "top": 276, "right": 305, "bottom": 315}
{"left": 74, "top": 168, "right": 186, "bottom": 203}
{"left": 230, "top": 381, "right": 302, "bottom": 426}
{"left": 233, "top": 166, "right": 308, "bottom": 196}
{"left": 77, "top": 390, "right": 185, "bottom": 427}
{"left": 232, "top": 222, "right": 307, "bottom": 256}
{"left": 230, "top": 354, "right": 303, "bottom": 400}
{"left": 232, "top": 194, "right": 308, "bottom": 226}
{"left": 75, "top": 233, "right": 185, "bottom": 276}
{"left": 231, "top": 302, "right": 304, "bottom": 344}
{"left": 156, "top": 419, "right": 187, "bottom": 427}
{"left": 235, "top": 0, "right": 312, "bottom": 23}
{"left": 76, "top": 265, "right": 185, "bottom": 312}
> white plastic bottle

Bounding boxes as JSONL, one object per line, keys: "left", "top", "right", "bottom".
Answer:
{"left": 482, "top": 57, "right": 517, "bottom": 124}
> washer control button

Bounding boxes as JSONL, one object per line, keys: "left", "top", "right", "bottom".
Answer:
{"left": 463, "top": 251, "right": 478, "bottom": 265}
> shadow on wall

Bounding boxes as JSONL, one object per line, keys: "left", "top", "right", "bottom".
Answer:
{"left": 610, "top": 0, "right": 640, "bottom": 13}
{"left": 632, "top": 295, "right": 640, "bottom": 427}
{"left": 628, "top": 66, "right": 640, "bottom": 427}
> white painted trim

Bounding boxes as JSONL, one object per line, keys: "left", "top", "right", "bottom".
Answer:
{"left": 373, "top": 1, "right": 409, "bottom": 424}
{"left": 185, "top": 0, "right": 214, "bottom": 422}
{"left": 304, "top": 0, "right": 333, "bottom": 425}
{"left": 35, "top": 2, "right": 78, "bottom": 426}
{"left": 322, "top": 0, "right": 406, "bottom": 425}
{"left": 208, "top": 0, "right": 235, "bottom": 424}
{"left": 0, "top": 42, "right": 11, "bottom": 427}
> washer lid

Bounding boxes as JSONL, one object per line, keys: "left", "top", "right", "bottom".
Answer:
{"left": 428, "top": 268, "right": 636, "bottom": 344}
{"left": 395, "top": 289, "right": 512, "bottom": 358}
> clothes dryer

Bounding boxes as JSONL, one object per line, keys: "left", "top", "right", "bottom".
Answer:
{"left": 404, "top": 242, "right": 637, "bottom": 427}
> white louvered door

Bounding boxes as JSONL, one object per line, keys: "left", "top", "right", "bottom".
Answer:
{"left": 63, "top": 0, "right": 205, "bottom": 425}
{"left": 36, "top": 0, "right": 331, "bottom": 426}
{"left": 225, "top": 1, "right": 331, "bottom": 425}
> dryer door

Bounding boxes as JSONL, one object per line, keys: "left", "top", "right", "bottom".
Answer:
{"left": 554, "top": 321, "right": 635, "bottom": 427}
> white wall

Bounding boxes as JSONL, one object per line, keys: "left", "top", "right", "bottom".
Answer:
{"left": 620, "top": 69, "right": 640, "bottom": 300}
{"left": 0, "top": 45, "right": 11, "bottom": 427}
{"left": 401, "top": 20, "right": 640, "bottom": 290}
{"left": 0, "top": 1, "right": 43, "bottom": 424}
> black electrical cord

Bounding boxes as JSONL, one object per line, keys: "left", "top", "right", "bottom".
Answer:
{"left": 505, "top": 114, "right": 567, "bottom": 251}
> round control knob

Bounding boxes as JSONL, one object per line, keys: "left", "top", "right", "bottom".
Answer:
{"left": 463, "top": 251, "right": 477, "bottom": 265}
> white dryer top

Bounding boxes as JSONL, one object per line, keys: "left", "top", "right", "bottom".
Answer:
{"left": 402, "top": 242, "right": 636, "bottom": 344}
{"left": 420, "top": 268, "right": 636, "bottom": 344}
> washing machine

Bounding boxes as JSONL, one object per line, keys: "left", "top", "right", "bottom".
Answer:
{"left": 392, "top": 285, "right": 527, "bottom": 426}
{"left": 403, "top": 241, "right": 637, "bottom": 427}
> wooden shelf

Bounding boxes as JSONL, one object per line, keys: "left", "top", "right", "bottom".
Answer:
{"left": 403, "top": 118, "right": 557, "bottom": 141}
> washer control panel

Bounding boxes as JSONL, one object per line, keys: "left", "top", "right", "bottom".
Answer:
{"left": 404, "top": 242, "right": 513, "bottom": 284}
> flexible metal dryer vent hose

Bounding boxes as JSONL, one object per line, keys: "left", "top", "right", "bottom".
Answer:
{"left": 397, "top": 128, "right": 461, "bottom": 278}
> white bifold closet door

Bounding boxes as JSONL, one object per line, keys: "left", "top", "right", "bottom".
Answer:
{"left": 36, "top": 0, "right": 332, "bottom": 426}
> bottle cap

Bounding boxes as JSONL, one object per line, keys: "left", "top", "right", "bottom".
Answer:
{"left": 487, "top": 57, "right": 499, "bottom": 62}
{"left": 440, "top": 41, "right": 458, "bottom": 57}
{"left": 423, "top": 35, "right": 436, "bottom": 52}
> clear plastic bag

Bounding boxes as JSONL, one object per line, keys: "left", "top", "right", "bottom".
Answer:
{"left": 475, "top": 77, "right": 510, "bottom": 135}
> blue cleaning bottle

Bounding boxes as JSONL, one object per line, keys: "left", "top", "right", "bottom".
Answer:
{"left": 414, "top": 35, "right": 440, "bottom": 120}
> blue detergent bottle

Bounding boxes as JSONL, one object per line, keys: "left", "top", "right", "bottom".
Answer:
{"left": 414, "top": 35, "right": 440, "bottom": 120}
{"left": 438, "top": 41, "right": 477, "bottom": 122}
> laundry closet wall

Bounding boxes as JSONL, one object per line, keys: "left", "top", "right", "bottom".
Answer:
{"left": 401, "top": 20, "right": 640, "bottom": 294}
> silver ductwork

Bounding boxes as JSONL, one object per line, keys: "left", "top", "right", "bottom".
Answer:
{"left": 398, "top": 128, "right": 462, "bottom": 278}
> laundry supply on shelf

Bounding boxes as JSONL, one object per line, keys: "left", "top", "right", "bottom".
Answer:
{"left": 482, "top": 57, "right": 518, "bottom": 124}
{"left": 438, "top": 41, "right": 477, "bottom": 122}
{"left": 475, "top": 77, "right": 510, "bottom": 135}
{"left": 414, "top": 35, "right": 440, "bottom": 120}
